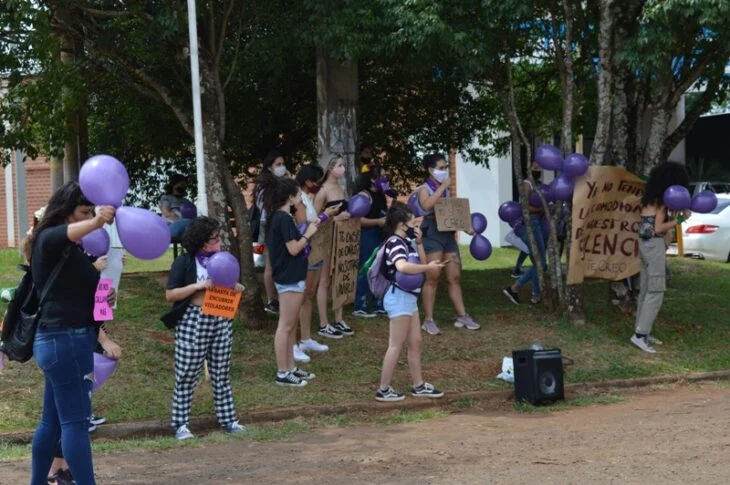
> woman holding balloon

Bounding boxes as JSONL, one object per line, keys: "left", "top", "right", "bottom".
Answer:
{"left": 631, "top": 162, "right": 691, "bottom": 353}
{"left": 165, "top": 216, "right": 246, "bottom": 439}
{"left": 416, "top": 153, "right": 480, "bottom": 335}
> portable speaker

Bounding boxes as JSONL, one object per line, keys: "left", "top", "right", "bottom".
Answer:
{"left": 512, "top": 348, "right": 564, "bottom": 405}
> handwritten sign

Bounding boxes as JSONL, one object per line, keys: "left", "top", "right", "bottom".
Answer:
{"left": 308, "top": 219, "right": 333, "bottom": 268}
{"left": 435, "top": 198, "right": 472, "bottom": 232}
{"left": 567, "top": 166, "right": 646, "bottom": 284}
{"left": 202, "top": 286, "right": 242, "bottom": 319}
{"left": 100, "top": 248, "right": 124, "bottom": 309}
{"left": 331, "top": 219, "right": 361, "bottom": 309}
{"left": 94, "top": 278, "right": 114, "bottom": 322}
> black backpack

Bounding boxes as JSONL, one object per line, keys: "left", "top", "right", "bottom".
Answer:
{"left": 0, "top": 249, "right": 69, "bottom": 363}
{"left": 248, "top": 202, "right": 262, "bottom": 242}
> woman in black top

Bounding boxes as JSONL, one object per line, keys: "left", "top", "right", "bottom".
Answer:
{"left": 262, "top": 176, "right": 319, "bottom": 387}
{"left": 28, "top": 181, "right": 115, "bottom": 485}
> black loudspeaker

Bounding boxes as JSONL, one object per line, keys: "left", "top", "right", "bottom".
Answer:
{"left": 512, "top": 348, "right": 565, "bottom": 405}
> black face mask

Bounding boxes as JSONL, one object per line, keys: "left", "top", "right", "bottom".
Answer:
{"left": 405, "top": 227, "right": 417, "bottom": 240}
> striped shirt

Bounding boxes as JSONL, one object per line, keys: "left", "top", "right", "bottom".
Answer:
{"left": 384, "top": 235, "right": 420, "bottom": 294}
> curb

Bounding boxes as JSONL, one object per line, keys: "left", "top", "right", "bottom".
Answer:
{"left": 3, "top": 369, "right": 730, "bottom": 445}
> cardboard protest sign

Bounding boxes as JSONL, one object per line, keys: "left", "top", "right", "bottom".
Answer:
{"left": 331, "top": 219, "right": 361, "bottom": 309}
{"left": 202, "top": 286, "right": 242, "bottom": 319}
{"left": 308, "top": 219, "right": 333, "bottom": 268}
{"left": 435, "top": 198, "right": 472, "bottom": 232}
{"left": 567, "top": 166, "right": 646, "bottom": 284}
{"left": 93, "top": 278, "right": 114, "bottom": 322}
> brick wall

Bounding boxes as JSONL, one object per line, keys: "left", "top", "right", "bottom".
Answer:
{"left": 0, "top": 155, "right": 52, "bottom": 248}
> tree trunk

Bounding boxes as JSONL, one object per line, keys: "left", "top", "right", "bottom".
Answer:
{"left": 591, "top": 0, "right": 616, "bottom": 166}
{"left": 639, "top": 106, "right": 672, "bottom": 176}
{"left": 316, "top": 47, "right": 359, "bottom": 194}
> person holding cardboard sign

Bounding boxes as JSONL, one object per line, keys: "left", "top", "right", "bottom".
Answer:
{"left": 164, "top": 217, "right": 246, "bottom": 441}
{"left": 417, "top": 153, "right": 480, "bottom": 336}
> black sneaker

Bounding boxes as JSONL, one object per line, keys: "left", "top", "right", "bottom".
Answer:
{"left": 275, "top": 372, "right": 307, "bottom": 387}
{"left": 264, "top": 300, "right": 280, "bottom": 315}
{"left": 333, "top": 321, "right": 354, "bottom": 336}
{"left": 48, "top": 469, "right": 75, "bottom": 485}
{"left": 411, "top": 382, "right": 444, "bottom": 398}
{"left": 502, "top": 287, "right": 521, "bottom": 305}
{"left": 318, "top": 324, "right": 343, "bottom": 340}
{"left": 375, "top": 386, "right": 405, "bottom": 402}
{"left": 291, "top": 367, "right": 316, "bottom": 381}
{"left": 511, "top": 269, "right": 523, "bottom": 279}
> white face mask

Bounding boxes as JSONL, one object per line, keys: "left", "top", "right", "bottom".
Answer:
{"left": 432, "top": 169, "right": 448, "bottom": 183}
{"left": 273, "top": 166, "right": 287, "bottom": 178}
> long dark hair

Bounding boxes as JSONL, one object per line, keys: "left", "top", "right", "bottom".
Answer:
{"left": 164, "top": 173, "right": 186, "bottom": 195}
{"left": 254, "top": 150, "right": 284, "bottom": 203}
{"left": 28, "top": 181, "right": 93, "bottom": 261}
{"left": 181, "top": 216, "right": 220, "bottom": 254}
{"left": 262, "top": 177, "right": 300, "bottom": 220}
{"left": 641, "top": 161, "right": 690, "bottom": 207}
{"left": 384, "top": 202, "right": 413, "bottom": 238}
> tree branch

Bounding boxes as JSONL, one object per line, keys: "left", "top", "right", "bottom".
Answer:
{"left": 215, "top": 0, "right": 236, "bottom": 71}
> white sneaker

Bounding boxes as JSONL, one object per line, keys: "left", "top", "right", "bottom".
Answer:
{"left": 299, "top": 338, "right": 329, "bottom": 353}
{"left": 293, "top": 344, "right": 311, "bottom": 363}
{"left": 630, "top": 335, "right": 656, "bottom": 353}
{"left": 175, "top": 424, "right": 194, "bottom": 440}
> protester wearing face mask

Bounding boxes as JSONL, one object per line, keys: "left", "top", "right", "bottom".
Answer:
{"left": 352, "top": 163, "right": 393, "bottom": 318}
{"left": 253, "top": 150, "right": 291, "bottom": 315}
{"left": 314, "top": 155, "right": 354, "bottom": 339}
{"left": 417, "top": 153, "right": 480, "bottom": 336}
{"left": 511, "top": 166, "right": 543, "bottom": 278}
{"left": 159, "top": 174, "right": 195, "bottom": 239}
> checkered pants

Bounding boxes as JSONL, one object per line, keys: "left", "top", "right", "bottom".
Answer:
{"left": 171, "top": 305, "right": 237, "bottom": 428}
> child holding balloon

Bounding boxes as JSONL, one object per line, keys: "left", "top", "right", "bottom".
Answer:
{"left": 631, "top": 162, "right": 691, "bottom": 353}
{"left": 264, "top": 177, "right": 320, "bottom": 387}
{"left": 376, "top": 202, "right": 445, "bottom": 402}
{"left": 165, "top": 216, "right": 246, "bottom": 439}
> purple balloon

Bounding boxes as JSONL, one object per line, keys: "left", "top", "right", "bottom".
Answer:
{"left": 691, "top": 191, "right": 718, "bottom": 213}
{"left": 535, "top": 145, "right": 564, "bottom": 171}
{"left": 471, "top": 212, "right": 487, "bottom": 234}
{"left": 79, "top": 154, "right": 130, "bottom": 207}
{"left": 116, "top": 206, "right": 171, "bottom": 260}
{"left": 81, "top": 228, "right": 110, "bottom": 257}
{"left": 663, "top": 185, "right": 691, "bottom": 211}
{"left": 93, "top": 352, "right": 118, "bottom": 393}
{"left": 498, "top": 201, "right": 521, "bottom": 224}
{"left": 470, "top": 233, "right": 492, "bottom": 261}
{"left": 563, "top": 153, "right": 589, "bottom": 177}
{"left": 550, "top": 174, "right": 574, "bottom": 201}
{"left": 395, "top": 255, "right": 425, "bottom": 292}
{"left": 296, "top": 221, "right": 309, "bottom": 234}
{"left": 207, "top": 251, "right": 240, "bottom": 288}
{"left": 348, "top": 194, "right": 372, "bottom": 218}
{"left": 180, "top": 202, "right": 197, "bottom": 219}
{"left": 509, "top": 217, "right": 524, "bottom": 230}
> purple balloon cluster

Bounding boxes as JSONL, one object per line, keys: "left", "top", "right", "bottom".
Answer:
{"left": 468, "top": 212, "right": 492, "bottom": 260}
{"left": 535, "top": 145, "right": 588, "bottom": 202}
{"left": 79, "top": 154, "right": 171, "bottom": 260}
{"left": 663, "top": 186, "right": 718, "bottom": 214}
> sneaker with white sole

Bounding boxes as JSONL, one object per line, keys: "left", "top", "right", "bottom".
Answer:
{"left": 293, "top": 344, "right": 311, "bottom": 363}
{"left": 648, "top": 335, "right": 663, "bottom": 345}
{"left": 292, "top": 367, "right": 316, "bottom": 380}
{"left": 352, "top": 309, "right": 376, "bottom": 318}
{"left": 503, "top": 287, "right": 520, "bottom": 305}
{"left": 373, "top": 308, "right": 388, "bottom": 317}
{"left": 275, "top": 371, "right": 308, "bottom": 387}
{"left": 411, "top": 382, "right": 444, "bottom": 398}
{"left": 318, "top": 324, "right": 343, "bottom": 340}
{"left": 421, "top": 319, "right": 441, "bottom": 335}
{"left": 375, "top": 386, "right": 405, "bottom": 402}
{"left": 89, "top": 414, "right": 106, "bottom": 426}
{"left": 224, "top": 421, "right": 246, "bottom": 434}
{"left": 630, "top": 334, "right": 656, "bottom": 353}
{"left": 454, "top": 314, "right": 480, "bottom": 330}
{"left": 333, "top": 321, "right": 354, "bottom": 336}
{"left": 175, "top": 424, "right": 194, "bottom": 440}
{"left": 299, "top": 338, "right": 329, "bottom": 353}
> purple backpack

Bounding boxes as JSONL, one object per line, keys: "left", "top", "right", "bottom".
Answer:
{"left": 367, "top": 236, "right": 400, "bottom": 299}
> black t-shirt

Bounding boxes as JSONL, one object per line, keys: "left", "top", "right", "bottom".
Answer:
{"left": 31, "top": 225, "right": 100, "bottom": 328}
{"left": 266, "top": 210, "right": 308, "bottom": 284}
{"left": 365, "top": 188, "right": 387, "bottom": 220}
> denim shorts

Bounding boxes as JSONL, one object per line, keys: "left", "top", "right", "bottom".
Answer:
{"left": 422, "top": 218, "right": 459, "bottom": 255}
{"left": 275, "top": 280, "right": 306, "bottom": 294}
{"left": 383, "top": 286, "right": 419, "bottom": 319}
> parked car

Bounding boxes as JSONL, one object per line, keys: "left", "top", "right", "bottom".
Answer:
{"left": 669, "top": 200, "right": 730, "bottom": 262}
{"left": 689, "top": 181, "right": 730, "bottom": 199}
{"left": 252, "top": 242, "right": 266, "bottom": 271}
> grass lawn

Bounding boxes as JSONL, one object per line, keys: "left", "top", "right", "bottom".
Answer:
{"left": 1, "top": 246, "right": 729, "bottom": 433}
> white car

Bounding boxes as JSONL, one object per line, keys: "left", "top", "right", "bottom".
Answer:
{"left": 675, "top": 200, "right": 730, "bottom": 262}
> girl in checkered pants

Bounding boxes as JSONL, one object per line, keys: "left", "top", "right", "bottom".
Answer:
{"left": 165, "top": 216, "right": 246, "bottom": 440}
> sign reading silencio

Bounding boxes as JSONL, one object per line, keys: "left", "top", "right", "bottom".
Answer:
{"left": 202, "top": 286, "right": 242, "bottom": 319}
{"left": 434, "top": 198, "right": 472, "bottom": 232}
{"left": 567, "top": 166, "right": 647, "bottom": 285}
{"left": 331, "top": 219, "right": 361, "bottom": 309}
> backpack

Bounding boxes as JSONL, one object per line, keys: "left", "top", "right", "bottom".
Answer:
{"left": 407, "top": 183, "right": 449, "bottom": 218}
{"left": 0, "top": 249, "right": 69, "bottom": 363}
{"left": 365, "top": 236, "right": 402, "bottom": 299}
{"left": 248, "top": 204, "right": 261, "bottom": 242}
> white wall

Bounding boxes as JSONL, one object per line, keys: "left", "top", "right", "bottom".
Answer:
{"left": 456, "top": 147, "right": 513, "bottom": 248}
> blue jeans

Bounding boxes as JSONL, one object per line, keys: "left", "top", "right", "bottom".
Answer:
{"left": 169, "top": 219, "right": 192, "bottom": 240}
{"left": 355, "top": 227, "right": 384, "bottom": 312}
{"left": 31, "top": 326, "right": 96, "bottom": 485}
{"left": 516, "top": 217, "right": 547, "bottom": 297}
